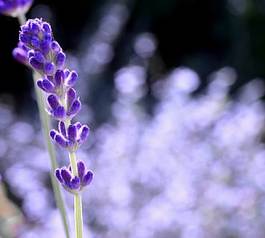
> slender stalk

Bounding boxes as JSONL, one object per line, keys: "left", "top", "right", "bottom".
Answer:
{"left": 17, "top": 14, "right": 26, "bottom": 25}
{"left": 17, "top": 16, "right": 71, "bottom": 238}
{"left": 69, "top": 151, "right": 83, "bottom": 238}
{"left": 74, "top": 194, "right": 83, "bottom": 238}
{"left": 33, "top": 73, "right": 70, "bottom": 238}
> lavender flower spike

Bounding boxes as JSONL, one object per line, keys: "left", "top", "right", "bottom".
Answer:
{"left": 0, "top": 0, "right": 33, "bottom": 17}
{"left": 17, "top": 18, "right": 91, "bottom": 238}
{"left": 55, "top": 161, "right": 93, "bottom": 194}
{"left": 18, "top": 18, "right": 81, "bottom": 122}
{"left": 19, "top": 18, "right": 65, "bottom": 75}
{"left": 14, "top": 17, "right": 71, "bottom": 238}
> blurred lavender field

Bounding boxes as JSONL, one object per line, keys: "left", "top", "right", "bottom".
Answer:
{"left": 1, "top": 2, "right": 265, "bottom": 238}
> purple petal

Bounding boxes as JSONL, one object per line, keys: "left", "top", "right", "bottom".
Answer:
{"left": 54, "top": 70, "right": 64, "bottom": 87}
{"left": 82, "top": 171, "right": 93, "bottom": 186}
{"left": 58, "top": 121, "right": 67, "bottom": 137}
{"left": 20, "top": 25, "right": 29, "bottom": 32}
{"left": 21, "top": 43, "right": 29, "bottom": 52}
{"left": 69, "top": 177, "right": 80, "bottom": 190}
{"left": 27, "top": 50, "right": 34, "bottom": 58}
{"left": 40, "top": 40, "right": 50, "bottom": 55}
{"left": 54, "top": 134, "right": 68, "bottom": 148}
{"left": 44, "top": 34, "right": 52, "bottom": 42}
{"left": 55, "top": 52, "right": 66, "bottom": 68}
{"left": 44, "top": 62, "right": 55, "bottom": 75}
{"left": 42, "top": 22, "right": 52, "bottom": 34}
{"left": 51, "top": 41, "right": 61, "bottom": 52}
{"left": 66, "top": 71, "right": 78, "bottom": 86}
{"left": 67, "top": 99, "right": 81, "bottom": 117}
{"left": 12, "top": 47, "right": 28, "bottom": 65}
{"left": 29, "top": 57, "right": 43, "bottom": 70}
{"left": 61, "top": 168, "right": 72, "bottom": 184}
{"left": 30, "top": 22, "right": 40, "bottom": 34}
{"left": 55, "top": 169, "right": 63, "bottom": 183}
{"left": 47, "top": 94, "right": 59, "bottom": 110}
{"left": 66, "top": 88, "right": 76, "bottom": 107}
{"left": 37, "top": 80, "right": 45, "bottom": 91}
{"left": 53, "top": 106, "right": 66, "bottom": 119}
{"left": 20, "top": 34, "right": 31, "bottom": 44}
{"left": 79, "top": 125, "right": 90, "bottom": 142}
{"left": 42, "top": 79, "right": 54, "bottom": 92}
{"left": 67, "top": 124, "right": 77, "bottom": 142}
{"left": 34, "top": 51, "right": 45, "bottom": 63}
{"left": 64, "top": 69, "right": 70, "bottom": 77}
{"left": 77, "top": 161, "right": 86, "bottom": 180}
{"left": 74, "top": 122, "right": 82, "bottom": 130}
{"left": 31, "top": 36, "right": 40, "bottom": 48}
{"left": 50, "top": 130, "right": 57, "bottom": 140}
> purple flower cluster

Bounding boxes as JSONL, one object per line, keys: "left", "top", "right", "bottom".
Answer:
{"left": 45, "top": 87, "right": 81, "bottom": 121}
{"left": 50, "top": 121, "right": 89, "bottom": 152}
{"left": 18, "top": 19, "right": 66, "bottom": 76}
{"left": 0, "top": 0, "right": 32, "bottom": 17}
{"left": 16, "top": 18, "right": 93, "bottom": 192}
{"left": 55, "top": 160, "right": 93, "bottom": 193}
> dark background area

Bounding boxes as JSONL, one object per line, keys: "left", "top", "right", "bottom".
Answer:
{"left": 1, "top": 0, "right": 265, "bottom": 112}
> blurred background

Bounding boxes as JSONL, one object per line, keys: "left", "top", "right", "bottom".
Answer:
{"left": 1, "top": 0, "right": 265, "bottom": 237}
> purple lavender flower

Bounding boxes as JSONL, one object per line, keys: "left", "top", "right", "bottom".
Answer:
{"left": 17, "top": 19, "right": 93, "bottom": 195}
{"left": 18, "top": 19, "right": 81, "bottom": 122}
{"left": 55, "top": 160, "right": 93, "bottom": 194}
{"left": 0, "top": 0, "right": 33, "bottom": 17}
{"left": 45, "top": 91, "right": 81, "bottom": 120}
{"left": 50, "top": 121, "right": 90, "bottom": 152}
{"left": 18, "top": 19, "right": 89, "bottom": 150}
{"left": 19, "top": 18, "right": 65, "bottom": 75}
{"left": 12, "top": 42, "right": 29, "bottom": 65}
{"left": 37, "top": 70, "right": 78, "bottom": 94}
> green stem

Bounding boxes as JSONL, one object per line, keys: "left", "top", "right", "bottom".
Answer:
{"left": 17, "top": 14, "right": 26, "bottom": 25}
{"left": 17, "top": 16, "right": 71, "bottom": 238}
{"left": 69, "top": 152, "right": 83, "bottom": 238}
